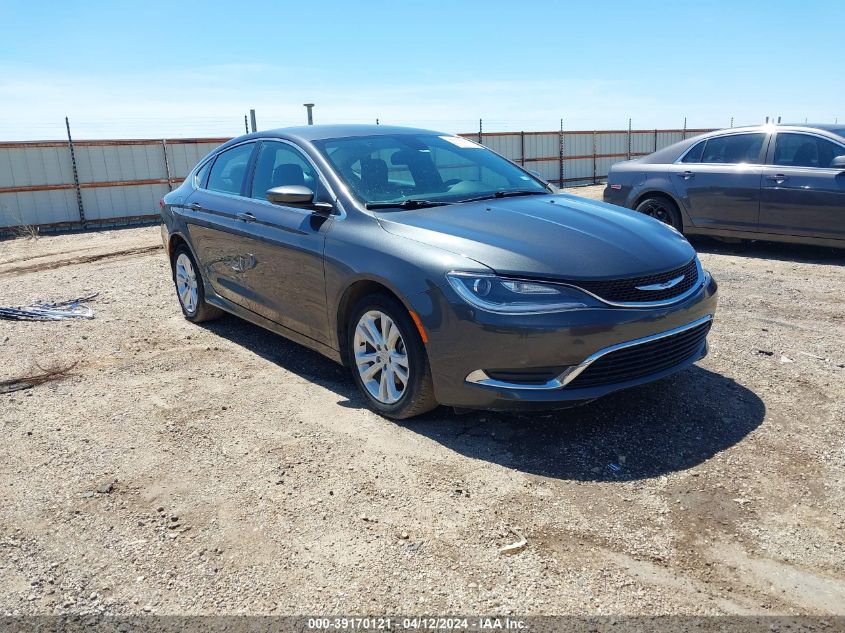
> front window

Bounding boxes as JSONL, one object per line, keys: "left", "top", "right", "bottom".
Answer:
{"left": 250, "top": 141, "right": 325, "bottom": 201}
{"left": 773, "top": 133, "right": 845, "bottom": 168}
{"left": 312, "top": 134, "right": 548, "bottom": 206}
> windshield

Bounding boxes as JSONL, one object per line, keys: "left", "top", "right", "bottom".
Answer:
{"left": 312, "top": 133, "right": 549, "bottom": 206}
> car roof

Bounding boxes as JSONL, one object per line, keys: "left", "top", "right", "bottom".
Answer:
{"left": 694, "top": 123, "right": 843, "bottom": 138}
{"left": 219, "top": 124, "right": 447, "bottom": 151}
{"left": 634, "top": 123, "right": 844, "bottom": 165}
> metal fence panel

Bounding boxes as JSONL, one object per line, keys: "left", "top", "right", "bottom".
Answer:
{"left": 0, "top": 189, "right": 78, "bottom": 227}
{"left": 1, "top": 129, "right": 715, "bottom": 233}
{"left": 0, "top": 145, "right": 73, "bottom": 188}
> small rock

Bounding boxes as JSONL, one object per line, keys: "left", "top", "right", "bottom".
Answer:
{"left": 400, "top": 532, "right": 409, "bottom": 540}
{"left": 96, "top": 482, "right": 114, "bottom": 494}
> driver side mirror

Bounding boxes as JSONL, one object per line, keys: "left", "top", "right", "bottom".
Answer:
{"left": 831, "top": 155, "right": 845, "bottom": 170}
{"left": 266, "top": 185, "right": 333, "bottom": 213}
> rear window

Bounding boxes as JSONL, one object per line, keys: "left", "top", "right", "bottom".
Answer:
{"left": 701, "top": 133, "right": 766, "bottom": 164}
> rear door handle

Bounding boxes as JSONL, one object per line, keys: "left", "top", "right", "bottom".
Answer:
{"left": 236, "top": 212, "right": 256, "bottom": 222}
{"left": 678, "top": 171, "right": 695, "bottom": 180}
{"left": 766, "top": 174, "right": 788, "bottom": 183}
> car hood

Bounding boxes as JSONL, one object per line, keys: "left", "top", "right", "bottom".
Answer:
{"left": 374, "top": 194, "right": 695, "bottom": 280}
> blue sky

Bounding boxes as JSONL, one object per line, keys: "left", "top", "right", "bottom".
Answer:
{"left": 1, "top": 0, "right": 843, "bottom": 139}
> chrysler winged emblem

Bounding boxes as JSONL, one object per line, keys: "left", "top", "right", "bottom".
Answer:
{"left": 636, "top": 274, "right": 684, "bottom": 292}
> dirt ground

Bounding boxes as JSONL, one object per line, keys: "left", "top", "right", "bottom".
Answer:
{"left": 1, "top": 185, "right": 844, "bottom": 616}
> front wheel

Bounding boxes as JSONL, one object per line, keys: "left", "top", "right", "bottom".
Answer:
{"left": 635, "top": 196, "right": 683, "bottom": 232}
{"left": 347, "top": 294, "right": 437, "bottom": 420}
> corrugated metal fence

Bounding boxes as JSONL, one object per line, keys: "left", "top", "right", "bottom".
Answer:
{"left": 0, "top": 127, "right": 713, "bottom": 234}
{"left": 0, "top": 138, "right": 227, "bottom": 233}
{"left": 461, "top": 128, "right": 714, "bottom": 185}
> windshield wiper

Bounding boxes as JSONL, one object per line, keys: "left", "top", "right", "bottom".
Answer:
{"left": 457, "top": 190, "right": 549, "bottom": 204}
{"left": 365, "top": 199, "right": 453, "bottom": 210}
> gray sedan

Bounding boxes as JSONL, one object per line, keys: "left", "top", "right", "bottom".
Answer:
{"left": 161, "top": 125, "right": 717, "bottom": 419}
{"left": 603, "top": 124, "right": 845, "bottom": 248}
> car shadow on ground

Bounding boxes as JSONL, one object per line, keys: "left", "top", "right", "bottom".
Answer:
{"left": 202, "top": 315, "right": 765, "bottom": 483}
{"left": 690, "top": 236, "right": 844, "bottom": 265}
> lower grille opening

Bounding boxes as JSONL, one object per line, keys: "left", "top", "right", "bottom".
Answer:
{"left": 566, "top": 320, "right": 711, "bottom": 389}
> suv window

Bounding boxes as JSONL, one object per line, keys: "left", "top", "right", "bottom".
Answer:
{"left": 701, "top": 133, "right": 766, "bottom": 165}
{"left": 207, "top": 143, "right": 255, "bottom": 195}
{"left": 680, "top": 140, "right": 706, "bottom": 163}
{"left": 773, "top": 133, "right": 845, "bottom": 168}
{"left": 250, "top": 141, "right": 324, "bottom": 201}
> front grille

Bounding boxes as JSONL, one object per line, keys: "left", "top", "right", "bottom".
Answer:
{"left": 566, "top": 320, "right": 711, "bottom": 389}
{"left": 569, "top": 258, "right": 699, "bottom": 303}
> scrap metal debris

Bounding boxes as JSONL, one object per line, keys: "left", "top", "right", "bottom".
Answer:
{"left": 498, "top": 526, "right": 527, "bottom": 556}
{"left": 0, "top": 362, "right": 78, "bottom": 394}
{"left": 0, "top": 293, "right": 98, "bottom": 321}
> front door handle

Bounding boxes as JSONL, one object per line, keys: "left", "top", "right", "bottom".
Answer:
{"left": 187, "top": 203, "right": 203, "bottom": 211}
{"left": 766, "top": 174, "right": 788, "bottom": 184}
{"left": 678, "top": 171, "right": 695, "bottom": 180}
{"left": 236, "top": 212, "right": 256, "bottom": 222}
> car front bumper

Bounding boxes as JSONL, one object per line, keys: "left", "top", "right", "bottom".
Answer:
{"left": 412, "top": 271, "right": 718, "bottom": 410}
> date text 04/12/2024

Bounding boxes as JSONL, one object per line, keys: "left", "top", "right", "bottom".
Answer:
{"left": 307, "top": 617, "right": 527, "bottom": 630}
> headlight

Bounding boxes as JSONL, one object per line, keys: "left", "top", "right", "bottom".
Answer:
{"left": 446, "top": 272, "right": 595, "bottom": 314}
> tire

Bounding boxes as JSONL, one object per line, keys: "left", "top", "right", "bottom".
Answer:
{"left": 171, "top": 244, "right": 223, "bottom": 323}
{"left": 347, "top": 293, "right": 438, "bottom": 420}
{"left": 635, "top": 196, "right": 683, "bottom": 232}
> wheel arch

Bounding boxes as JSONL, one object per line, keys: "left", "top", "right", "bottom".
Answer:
{"left": 335, "top": 277, "right": 412, "bottom": 367}
{"left": 632, "top": 189, "right": 686, "bottom": 231}
{"left": 167, "top": 232, "right": 190, "bottom": 261}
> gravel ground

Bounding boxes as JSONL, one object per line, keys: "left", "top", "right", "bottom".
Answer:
{"left": 1, "top": 188, "right": 844, "bottom": 616}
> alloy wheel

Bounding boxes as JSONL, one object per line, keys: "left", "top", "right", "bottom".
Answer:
{"left": 353, "top": 310, "right": 410, "bottom": 404}
{"left": 175, "top": 253, "right": 199, "bottom": 314}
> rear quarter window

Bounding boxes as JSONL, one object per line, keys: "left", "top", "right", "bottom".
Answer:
{"left": 680, "top": 141, "right": 705, "bottom": 163}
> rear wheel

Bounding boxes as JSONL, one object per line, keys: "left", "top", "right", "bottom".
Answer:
{"left": 172, "top": 245, "right": 223, "bottom": 322}
{"left": 347, "top": 294, "right": 437, "bottom": 420}
{"left": 635, "top": 196, "right": 683, "bottom": 232}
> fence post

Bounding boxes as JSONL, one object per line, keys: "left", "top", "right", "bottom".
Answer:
{"left": 161, "top": 139, "right": 173, "bottom": 191}
{"left": 520, "top": 130, "right": 525, "bottom": 166}
{"left": 592, "top": 130, "right": 597, "bottom": 185}
{"left": 478, "top": 119, "right": 482, "bottom": 144}
{"left": 654, "top": 128, "right": 658, "bottom": 152}
{"left": 558, "top": 119, "right": 564, "bottom": 189}
{"left": 65, "top": 116, "right": 85, "bottom": 226}
{"left": 683, "top": 117, "right": 687, "bottom": 139}
{"left": 627, "top": 118, "right": 632, "bottom": 160}
{"left": 244, "top": 115, "right": 249, "bottom": 134}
